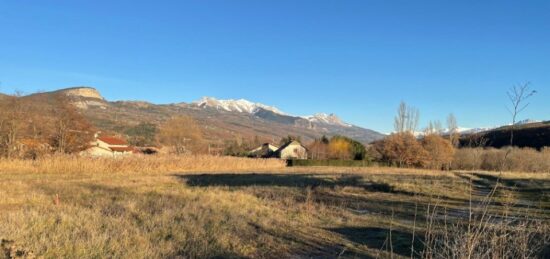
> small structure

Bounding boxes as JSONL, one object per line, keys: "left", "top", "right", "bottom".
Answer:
{"left": 249, "top": 143, "right": 279, "bottom": 158}
{"left": 274, "top": 140, "right": 308, "bottom": 160}
{"left": 82, "top": 135, "right": 134, "bottom": 157}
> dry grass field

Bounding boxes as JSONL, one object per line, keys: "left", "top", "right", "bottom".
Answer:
{"left": 1, "top": 155, "right": 549, "bottom": 258}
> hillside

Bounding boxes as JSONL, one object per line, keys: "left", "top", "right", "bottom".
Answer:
{"left": 460, "top": 121, "right": 550, "bottom": 149}
{"left": 16, "top": 87, "right": 384, "bottom": 145}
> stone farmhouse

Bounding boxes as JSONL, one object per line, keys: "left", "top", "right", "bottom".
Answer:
{"left": 250, "top": 141, "right": 308, "bottom": 160}
{"left": 82, "top": 135, "right": 135, "bottom": 157}
{"left": 274, "top": 140, "right": 308, "bottom": 160}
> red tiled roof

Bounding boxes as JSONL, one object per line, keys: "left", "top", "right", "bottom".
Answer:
{"left": 98, "top": 136, "right": 127, "bottom": 145}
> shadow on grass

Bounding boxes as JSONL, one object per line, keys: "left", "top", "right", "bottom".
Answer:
{"left": 330, "top": 227, "right": 424, "bottom": 258}
{"left": 470, "top": 173, "right": 550, "bottom": 210}
{"left": 177, "top": 173, "right": 395, "bottom": 193}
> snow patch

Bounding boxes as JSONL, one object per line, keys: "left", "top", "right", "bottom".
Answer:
{"left": 193, "top": 97, "right": 354, "bottom": 127}
{"left": 193, "top": 97, "right": 286, "bottom": 115}
{"left": 302, "top": 113, "right": 352, "bottom": 127}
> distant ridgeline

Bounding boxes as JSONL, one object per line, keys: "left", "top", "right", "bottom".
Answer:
{"left": 7, "top": 87, "right": 385, "bottom": 146}
{"left": 460, "top": 121, "right": 550, "bottom": 149}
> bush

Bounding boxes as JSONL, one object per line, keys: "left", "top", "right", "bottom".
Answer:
{"left": 452, "top": 147, "right": 550, "bottom": 173}
{"left": 421, "top": 134, "right": 455, "bottom": 170}
{"left": 380, "top": 132, "right": 427, "bottom": 167}
{"left": 452, "top": 148, "right": 484, "bottom": 170}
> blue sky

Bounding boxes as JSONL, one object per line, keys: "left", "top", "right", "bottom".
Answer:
{"left": 1, "top": 1, "right": 549, "bottom": 133}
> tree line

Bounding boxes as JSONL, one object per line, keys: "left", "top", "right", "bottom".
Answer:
{"left": 0, "top": 93, "right": 94, "bottom": 158}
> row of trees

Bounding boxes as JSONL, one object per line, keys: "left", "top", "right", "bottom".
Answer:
{"left": 0, "top": 93, "right": 94, "bottom": 158}
{"left": 371, "top": 132, "right": 455, "bottom": 169}
{"left": 375, "top": 80, "right": 537, "bottom": 170}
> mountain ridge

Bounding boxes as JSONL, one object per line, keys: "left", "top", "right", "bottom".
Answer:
{"left": 29, "top": 86, "right": 385, "bottom": 144}
{"left": 191, "top": 96, "right": 354, "bottom": 128}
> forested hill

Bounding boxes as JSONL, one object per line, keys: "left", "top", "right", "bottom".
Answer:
{"left": 460, "top": 121, "right": 550, "bottom": 149}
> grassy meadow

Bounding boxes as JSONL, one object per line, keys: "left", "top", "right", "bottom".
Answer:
{"left": 1, "top": 155, "right": 549, "bottom": 258}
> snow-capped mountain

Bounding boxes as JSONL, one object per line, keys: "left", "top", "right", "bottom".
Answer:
{"left": 400, "top": 127, "right": 497, "bottom": 138}
{"left": 189, "top": 97, "right": 385, "bottom": 143}
{"left": 193, "top": 97, "right": 352, "bottom": 127}
{"left": 303, "top": 113, "right": 351, "bottom": 127}
{"left": 454, "top": 127, "right": 495, "bottom": 135}
{"left": 193, "top": 97, "right": 285, "bottom": 115}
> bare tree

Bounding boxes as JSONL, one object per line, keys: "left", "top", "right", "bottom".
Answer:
{"left": 0, "top": 94, "right": 24, "bottom": 158}
{"left": 506, "top": 83, "right": 536, "bottom": 146}
{"left": 425, "top": 120, "right": 443, "bottom": 135}
{"left": 447, "top": 113, "right": 459, "bottom": 147}
{"left": 433, "top": 120, "right": 443, "bottom": 134}
{"left": 394, "top": 102, "right": 407, "bottom": 133}
{"left": 158, "top": 115, "right": 203, "bottom": 155}
{"left": 50, "top": 94, "right": 94, "bottom": 153}
{"left": 407, "top": 107, "right": 420, "bottom": 133}
{"left": 425, "top": 121, "right": 435, "bottom": 135}
{"left": 394, "top": 101, "right": 420, "bottom": 133}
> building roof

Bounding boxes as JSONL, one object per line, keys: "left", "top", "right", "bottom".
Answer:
{"left": 276, "top": 140, "right": 306, "bottom": 152}
{"left": 98, "top": 136, "right": 128, "bottom": 145}
{"left": 250, "top": 143, "right": 279, "bottom": 153}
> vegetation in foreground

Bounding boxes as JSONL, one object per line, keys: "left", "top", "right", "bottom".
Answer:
{"left": 1, "top": 156, "right": 549, "bottom": 258}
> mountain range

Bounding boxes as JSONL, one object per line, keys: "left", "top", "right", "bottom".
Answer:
{"left": 9, "top": 86, "right": 548, "bottom": 149}
{"left": 41, "top": 87, "right": 385, "bottom": 145}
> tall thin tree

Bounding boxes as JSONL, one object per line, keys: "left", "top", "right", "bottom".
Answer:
{"left": 394, "top": 101, "right": 420, "bottom": 133}
{"left": 506, "top": 83, "right": 536, "bottom": 146}
{"left": 446, "top": 113, "right": 459, "bottom": 147}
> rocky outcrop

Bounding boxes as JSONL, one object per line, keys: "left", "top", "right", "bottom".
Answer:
{"left": 56, "top": 87, "right": 107, "bottom": 110}
{"left": 60, "top": 87, "right": 104, "bottom": 100}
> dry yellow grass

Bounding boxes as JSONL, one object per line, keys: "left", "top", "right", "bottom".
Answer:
{"left": 0, "top": 154, "right": 286, "bottom": 175}
{"left": 0, "top": 156, "right": 548, "bottom": 258}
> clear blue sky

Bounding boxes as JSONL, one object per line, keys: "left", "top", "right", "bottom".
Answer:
{"left": 1, "top": 1, "right": 549, "bottom": 133}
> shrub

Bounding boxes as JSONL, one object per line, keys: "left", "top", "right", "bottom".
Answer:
{"left": 328, "top": 138, "right": 352, "bottom": 160}
{"left": 452, "top": 148, "right": 484, "bottom": 170}
{"left": 452, "top": 147, "right": 550, "bottom": 173}
{"left": 421, "top": 134, "right": 455, "bottom": 170}
{"left": 381, "top": 132, "right": 427, "bottom": 167}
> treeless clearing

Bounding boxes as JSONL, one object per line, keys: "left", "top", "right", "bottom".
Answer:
{"left": 1, "top": 156, "right": 548, "bottom": 258}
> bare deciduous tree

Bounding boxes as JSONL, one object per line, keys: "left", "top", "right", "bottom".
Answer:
{"left": 394, "top": 101, "right": 420, "bottom": 133}
{"left": 425, "top": 120, "right": 443, "bottom": 135}
{"left": 0, "top": 94, "right": 24, "bottom": 158}
{"left": 158, "top": 115, "right": 203, "bottom": 155}
{"left": 506, "top": 83, "right": 536, "bottom": 146}
{"left": 447, "top": 113, "right": 459, "bottom": 147}
{"left": 50, "top": 94, "right": 94, "bottom": 153}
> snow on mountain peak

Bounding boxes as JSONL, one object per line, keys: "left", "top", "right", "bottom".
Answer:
{"left": 193, "top": 97, "right": 355, "bottom": 127}
{"left": 304, "top": 113, "right": 351, "bottom": 127}
{"left": 193, "top": 97, "right": 285, "bottom": 115}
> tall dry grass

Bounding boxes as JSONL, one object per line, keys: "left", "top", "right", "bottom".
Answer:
{"left": 0, "top": 161, "right": 548, "bottom": 258}
{"left": 452, "top": 147, "right": 550, "bottom": 173}
{"left": 0, "top": 154, "right": 286, "bottom": 175}
{"left": 420, "top": 182, "right": 550, "bottom": 258}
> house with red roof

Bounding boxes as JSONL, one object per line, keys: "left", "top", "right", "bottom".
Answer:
{"left": 82, "top": 134, "right": 135, "bottom": 157}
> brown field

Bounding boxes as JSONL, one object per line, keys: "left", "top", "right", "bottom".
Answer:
{"left": 1, "top": 155, "right": 549, "bottom": 258}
